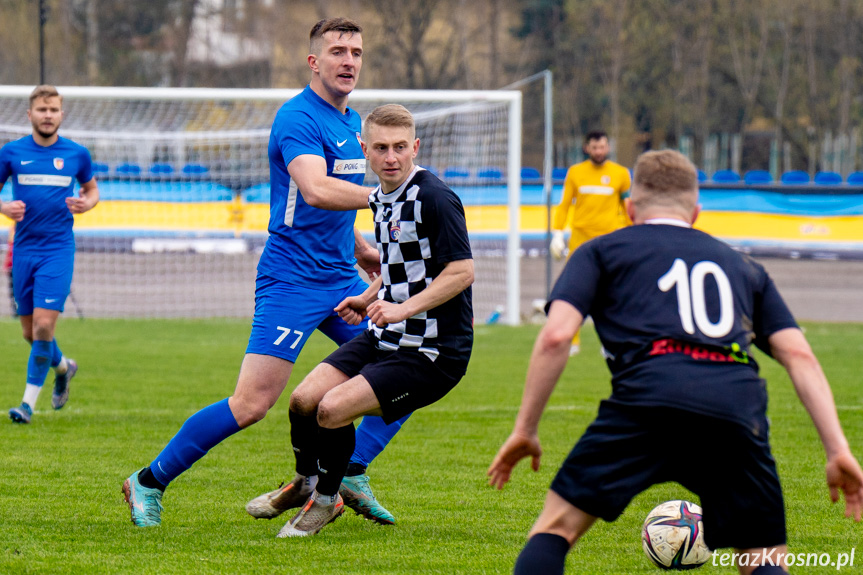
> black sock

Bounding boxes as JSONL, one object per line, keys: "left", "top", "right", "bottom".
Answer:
{"left": 315, "top": 423, "right": 356, "bottom": 496}
{"left": 289, "top": 409, "right": 321, "bottom": 477}
{"left": 345, "top": 462, "right": 366, "bottom": 477}
{"left": 137, "top": 466, "right": 166, "bottom": 491}
{"left": 752, "top": 565, "right": 787, "bottom": 574}
{"left": 514, "top": 533, "right": 569, "bottom": 575}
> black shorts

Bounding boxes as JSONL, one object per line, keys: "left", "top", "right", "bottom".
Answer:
{"left": 551, "top": 401, "right": 786, "bottom": 550}
{"left": 321, "top": 330, "right": 466, "bottom": 424}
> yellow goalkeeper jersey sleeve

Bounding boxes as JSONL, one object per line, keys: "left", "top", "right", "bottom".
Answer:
{"left": 553, "top": 159, "right": 631, "bottom": 236}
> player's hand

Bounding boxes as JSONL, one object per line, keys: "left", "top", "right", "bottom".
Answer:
{"left": 335, "top": 296, "right": 369, "bottom": 325}
{"left": 66, "top": 196, "right": 95, "bottom": 214}
{"left": 0, "top": 200, "right": 25, "bottom": 222}
{"left": 487, "top": 431, "right": 542, "bottom": 490}
{"left": 550, "top": 230, "right": 566, "bottom": 260}
{"left": 826, "top": 450, "right": 863, "bottom": 521}
{"left": 356, "top": 244, "right": 381, "bottom": 280}
{"left": 366, "top": 299, "right": 407, "bottom": 327}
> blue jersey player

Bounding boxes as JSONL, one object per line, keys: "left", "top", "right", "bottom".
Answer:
{"left": 123, "top": 17, "right": 409, "bottom": 529}
{"left": 489, "top": 150, "right": 863, "bottom": 575}
{"left": 0, "top": 85, "right": 99, "bottom": 424}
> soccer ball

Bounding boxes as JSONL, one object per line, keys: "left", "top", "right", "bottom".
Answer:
{"left": 642, "top": 500, "right": 712, "bottom": 570}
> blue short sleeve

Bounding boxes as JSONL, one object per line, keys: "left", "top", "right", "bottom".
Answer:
{"left": 274, "top": 108, "right": 325, "bottom": 168}
{"left": 0, "top": 144, "right": 11, "bottom": 183}
{"left": 77, "top": 146, "right": 94, "bottom": 183}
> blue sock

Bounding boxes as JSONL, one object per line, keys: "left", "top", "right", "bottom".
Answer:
{"left": 50, "top": 339, "right": 62, "bottom": 368}
{"left": 350, "top": 413, "right": 410, "bottom": 468}
{"left": 27, "top": 340, "right": 53, "bottom": 386}
{"left": 149, "top": 398, "right": 241, "bottom": 487}
{"left": 514, "top": 533, "right": 570, "bottom": 575}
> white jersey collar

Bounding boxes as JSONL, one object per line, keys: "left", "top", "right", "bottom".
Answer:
{"left": 644, "top": 218, "right": 691, "bottom": 228}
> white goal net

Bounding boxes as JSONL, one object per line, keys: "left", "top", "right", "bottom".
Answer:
{"left": 0, "top": 87, "right": 522, "bottom": 324}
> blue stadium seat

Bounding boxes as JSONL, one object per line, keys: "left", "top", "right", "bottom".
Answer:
{"left": 182, "top": 163, "right": 209, "bottom": 176}
{"left": 476, "top": 167, "right": 503, "bottom": 180}
{"left": 521, "top": 167, "right": 542, "bottom": 182}
{"left": 443, "top": 167, "right": 470, "bottom": 180}
{"left": 697, "top": 169, "right": 707, "bottom": 183}
{"left": 552, "top": 167, "right": 569, "bottom": 182}
{"left": 116, "top": 163, "right": 142, "bottom": 176}
{"left": 814, "top": 171, "right": 842, "bottom": 185}
{"left": 710, "top": 170, "right": 741, "bottom": 183}
{"left": 780, "top": 170, "right": 810, "bottom": 184}
{"left": 149, "top": 163, "right": 174, "bottom": 175}
{"left": 92, "top": 162, "right": 110, "bottom": 175}
{"left": 846, "top": 171, "right": 863, "bottom": 185}
{"left": 743, "top": 170, "right": 772, "bottom": 185}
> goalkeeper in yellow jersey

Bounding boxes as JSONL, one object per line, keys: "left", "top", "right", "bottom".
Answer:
{"left": 550, "top": 130, "right": 631, "bottom": 355}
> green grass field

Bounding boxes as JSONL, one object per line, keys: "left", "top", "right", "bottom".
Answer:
{"left": 1, "top": 318, "right": 862, "bottom": 574}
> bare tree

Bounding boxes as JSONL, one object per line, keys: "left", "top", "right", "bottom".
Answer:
{"left": 724, "top": 0, "right": 769, "bottom": 132}
{"left": 591, "top": 0, "right": 629, "bottom": 150}
{"left": 86, "top": 0, "right": 99, "bottom": 84}
{"left": 764, "top": 0, "right": 793, "bottom": 173}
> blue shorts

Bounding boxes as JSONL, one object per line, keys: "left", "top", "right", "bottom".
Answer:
{"left": 12, "top": 251, "right": 75, "bottom": 316}
{"left": 245, "top": 273, "right": 368, "bottom": 362}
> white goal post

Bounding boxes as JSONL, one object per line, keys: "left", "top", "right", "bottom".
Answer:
{"left": 0, "top": 86, "right": 522, "bottom": 324}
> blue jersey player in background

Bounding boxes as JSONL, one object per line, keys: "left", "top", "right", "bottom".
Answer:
{"left": 0, "top": 85, "right": 99, "bottom": 424}
{"left": 489, "top": 150, "right": 863, "bottom": 575}
{"left": 124, "top": 17, "right": 409, "bottom": 530}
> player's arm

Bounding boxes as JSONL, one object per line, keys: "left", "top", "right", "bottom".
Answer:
{"left": 768, "top": 327, "right": 863, "bottom": 521}
{"left": 365, "top": 259, "right": 474, "bottom": 327}
{"left": 488, "top": 300, "right": 584, "bottom": 489}
{"left": 335, "top": 275, "right": 383, "bottom": 325}
{"left": 288, "top": 155, "right": 370, "bottom": 210}
{"left": 619, "top": 169, "right": 632, "bottom": 224}
{"left": 0, "top": 182, "right": 26, "bottom": 222}
{"left": 354, "top": 227, "right": 380, "bottom": 279}
{"left": 551, "top": 170, "right": 575, "bottom": 258}
{"left": 66, "top": 177, "right": 99, "bottom": 214}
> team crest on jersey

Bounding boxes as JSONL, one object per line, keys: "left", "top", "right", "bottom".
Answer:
{"left": 601, "top": 175, "right": 610, "bottom": 185}
{"left": 389, "top": 222, "right": 401, "bottom": 241}
{"left": 53, "top": 158, "right": 64, "bottom": 170}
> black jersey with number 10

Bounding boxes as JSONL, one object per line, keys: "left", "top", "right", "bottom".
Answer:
{"left": 549, "top": 223, "right": 798, "bottom": 433}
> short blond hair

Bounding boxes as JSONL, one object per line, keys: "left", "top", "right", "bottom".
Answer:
{"left": 631, "top": 150, "right": 698, "bottom": 212}
{"left": 362, "top": 104, "right": 415, "bottom": 141}
{"left": 29, "top": 85, "right": 62, "bottom": 108}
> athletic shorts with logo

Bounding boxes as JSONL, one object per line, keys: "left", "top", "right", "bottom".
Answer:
{"left": 245, "top": 273, "right": 368, "bottom": 362}
{"left": 12, "top": 251, "right": 74, "bottom": 315}
{"left": 551, "top": 400, "right": 786, "bottom": 551}
{"left": 322, "top": 329, "right": 466, "bottom": 424}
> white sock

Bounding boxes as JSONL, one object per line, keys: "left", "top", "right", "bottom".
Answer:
{"left": 301, "top": 474, "right": 319, "bottom": 491}
{"left": 53, "top": 357, "right": 68, "bottom": 375}
{"left": 23, "top": 383, "right": 42, "bottom": 408}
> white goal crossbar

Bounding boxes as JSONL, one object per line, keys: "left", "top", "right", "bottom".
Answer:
{"left": 0, "top": 86, "right": 522, "bottom": 324}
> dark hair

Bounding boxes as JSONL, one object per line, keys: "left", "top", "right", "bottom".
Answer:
{"left": 584, "top": 130, "right": 608, "bottom": 144}
{"left": 309, "top": 17, "right": 362, "bottom": 51}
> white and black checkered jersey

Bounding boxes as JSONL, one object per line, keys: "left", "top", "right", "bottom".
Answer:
{"left": 368, "top": 166, "right": 473, "bottom": 364}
